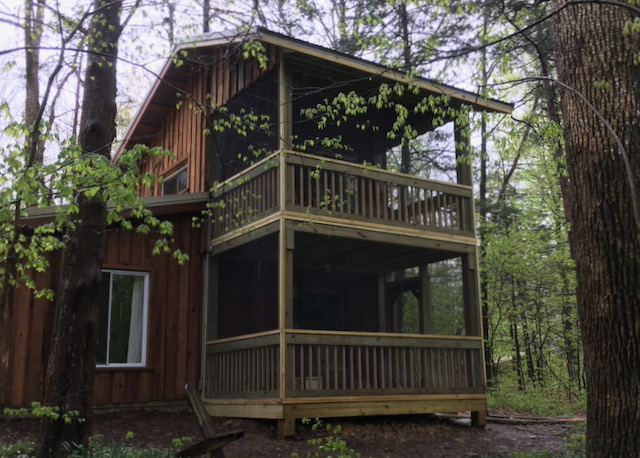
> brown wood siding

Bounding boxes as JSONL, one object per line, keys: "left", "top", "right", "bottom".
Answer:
{"left": 138, "top": 44, "right": 279, "bottom": 198}
{"left": 7, "top": 213, "right": 204, "bottom": 407}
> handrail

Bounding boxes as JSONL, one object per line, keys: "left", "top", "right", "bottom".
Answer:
{"left": 209, "top": 149, "right": 475, "bottom": 237}
{"left": 284, "top": 151, "right": 471, "bottom": 195}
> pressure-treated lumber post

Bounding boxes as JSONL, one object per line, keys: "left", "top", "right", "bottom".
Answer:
{"left": 277, "top": 51, "right": 297, "bottom": 437}
{"left": 377, "top": 275, "right": 386, "bottom": 332}
{"left": 278, "top": 50, "right": 292, "bottom": 151}
{"left": 278, "top": 406, "right": 296, "bottom": 438}
{"left": 461, "top": 253, "right": 481, "bottom": 336}
{"left": 419, "top": 265, "right": 432, "bottom": 334}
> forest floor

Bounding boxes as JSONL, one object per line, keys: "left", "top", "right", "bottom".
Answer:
{"left": 0, "top": 407, "right": 584, "bottom": 457}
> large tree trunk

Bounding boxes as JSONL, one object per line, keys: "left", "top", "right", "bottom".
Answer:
{"left": 552, "top": 2, "right": 640, "bottom": 456}
{"left": 35, "top": 1, "right": 122, "bottom": 456}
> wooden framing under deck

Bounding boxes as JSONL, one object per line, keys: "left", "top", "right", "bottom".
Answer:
{"left": 205, "top": 394, "right": 488, "bottom": 438}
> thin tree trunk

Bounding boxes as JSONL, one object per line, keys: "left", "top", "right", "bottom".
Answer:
{"left": 35, "top": 1, "right": 122, "bottom": 455}
{"left": 509, "top": 320, "right": 525, "bottom": 391}
{"left": 552, "top": 2, "right": 640, "bottom": 455}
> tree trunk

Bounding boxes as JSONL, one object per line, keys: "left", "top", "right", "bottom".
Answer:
{"left": 35, "top": 1, "right": 122, "bottom": 456}
{"left": 552, "top": 2, "right": 640, "bottom": 455}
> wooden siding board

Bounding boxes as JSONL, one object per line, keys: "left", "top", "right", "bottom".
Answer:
{"left": 25, "top": 273, "right": 49, "bottom": 403}
{"left": 111, "top": 372, "right": 126, "bottom": 404}
{"left": 174, "top": 217, "right": 191, "bottom": 396}
{"left": 138, "top": 370, "right": 152, "bottom": 403}
{"left": 10, "top": 285, "right": 33, "bottom": 406}
{"left": 187, "top": 227, "right": 203, "bottom": 387}
{"left": 151, "top": 243, "right": 168, "bottom": 401}
{"left": 163, "top": 250, "right": 180, "bottom": 400}
{"left": 93, "top": 372, "right": 111, "bottom": 404}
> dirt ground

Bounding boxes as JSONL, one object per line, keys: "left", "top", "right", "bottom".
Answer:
{"left": 1, "top": 408, "right": 582, "bottom": 457}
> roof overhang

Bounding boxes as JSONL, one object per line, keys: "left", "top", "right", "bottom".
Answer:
{"left": 115, "top": 28, "right": 512, "bottom": 159}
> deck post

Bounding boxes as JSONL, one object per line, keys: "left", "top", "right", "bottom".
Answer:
{"left": 462, "top": 253, "right": 481, "bottom": 336}
{"left": 278, "top": 50, "right": 292, "bottom": 150}
{"left": 471, "top": 408, "right": 487, "bottom": 428}
{"left": 419, "top": 265, "right": 432, "bottom": 334}
{"left": 377, "top": 275, "right": 386, "bottom": 332}
{"left": 278, "top": 406, "right": 296, "bottom": 438}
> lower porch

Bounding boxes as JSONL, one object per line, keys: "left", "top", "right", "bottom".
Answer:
{"left": 203, "top": 330, "right": 486, "bottom": 436}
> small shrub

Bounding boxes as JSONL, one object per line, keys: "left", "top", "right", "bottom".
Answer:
{"left": 296, "top": 418, "right": 361, "bottom": 458}
{"left": 0, "top": 440, "right": 34, "bottom": 458}
{"left": 488, "top": 386, "right": 586, "bottom": 417}
{"left": 64, "top": 434, "right": 174, "bottom": 458}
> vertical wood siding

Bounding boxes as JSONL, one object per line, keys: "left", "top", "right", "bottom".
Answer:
{"left": 7, "top": 213, "right": 204, "bottom": 407}
{"left": 139, "top": 44, "right": 279, "bottom": 197}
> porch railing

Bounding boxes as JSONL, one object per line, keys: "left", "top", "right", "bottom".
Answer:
{"left": 204, "top": 331, "right": 484, "bottom": 399}
{"left": 204, "top": 331, "right": 280, "bottom": 398}
{"left": 210, "top": 151, "right": 474, "bottom": 238}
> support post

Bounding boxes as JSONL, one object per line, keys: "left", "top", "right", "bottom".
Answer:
{"left": 278, "top": 406, "right": 296, "bottom": 438}
{"left": 377, "top": 275, "right": 386, "bottom": 332}
{"left": 462, "top": 253, "right": 481, "bottom": 337}
{"left": 419, "top": 264, "right": 432, "bottom": 334}
{"left": 471, "top": 408, "right": 487, "bottom": 428}
{"left": 278, "top": 50, "right": 292, "bottom": 151}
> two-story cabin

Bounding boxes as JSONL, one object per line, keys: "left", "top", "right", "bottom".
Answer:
{"left": 4, "top": 29, "right": 511, "bottom": 436}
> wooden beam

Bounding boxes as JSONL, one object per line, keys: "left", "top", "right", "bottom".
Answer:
{"left": 420, "top": 265, "right": 433, "bottom": 334}
{"left": 462, "top": 253, "right": 481, "bottom": 337}
{"left": 278, "top": 51, "right": 292, "bottom": 150}
{"left": 205, "top": 257, "right": 218, "bottom": 341}
{"left": 377, "top": 275, "right": 386, "bottom": 332}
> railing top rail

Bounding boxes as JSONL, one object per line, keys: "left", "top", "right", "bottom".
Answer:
{"left": 210, "top": 150, "right": 472, "bottom": 197}
{"left": 284, "top": 151, "right": 472, "bottom": 195}
{"left": 205, "top": 329, "right": 280, "bottom": 346}
{"left": 211, "top": 151, "right": 281, "bottom": 195}
{"left": 285, "top": 329, "right": 482, "bottom": 342}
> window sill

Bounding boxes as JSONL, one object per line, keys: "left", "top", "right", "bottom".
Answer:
{"left": 96, "top": 365, "right": 152, "bottom": 373}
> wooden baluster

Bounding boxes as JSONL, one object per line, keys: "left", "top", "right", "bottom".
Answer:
{"left": 357, "top": 346, "right": 363, "bottom": 389}
{"left": 346, "top": 346, "right": 353, "bottom": 389}
{"left": 307, "top": 345, "right": 313, "bottom": 391}
{"left": 394, "top": 347, "right": 400, "bottom": 388}
{"left": 372, "top": 347, "right": 378, "bottom": 389}
{"left": 380, "top": 347, "right": 386, "bottom": 389}
{"left": 331, "top": 345, "right": 340, "bottom": 390}
{"left": 364, "top": 346, "right": 370, "bottom": 389}
{"left": 341, "top": 346, "right": 347, "bottom": 389}
{"left": 366, "top": 179, "right": 373, "bottom": 218}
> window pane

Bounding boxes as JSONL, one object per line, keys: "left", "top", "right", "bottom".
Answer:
{"left": 109, "top": 274, "right": 135, "bottom": 363}
{"left": 163, "top": 176, "right": 177, "bottom": 195}
{"left": 97, "top": 271, "right": 147, "bottom": 366}
{"left": 177, "top": 168, "right": 187, "bottom": 192}
{"left": 162, "top": 168, "right": 188, "bottom": 195}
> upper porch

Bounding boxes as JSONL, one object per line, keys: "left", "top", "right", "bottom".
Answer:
{"left": 208, "top": 149, "right": 476, "bottom": 250}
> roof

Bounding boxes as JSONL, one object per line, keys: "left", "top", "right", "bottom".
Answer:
{"left": 24, "top": 193, "right": 210, "bottom": 227}
{"left": 115, "top": 28, "right": 512, "bottom": 159}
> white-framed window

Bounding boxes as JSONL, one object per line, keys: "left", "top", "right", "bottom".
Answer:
{"left": 162, "top": 166, "right": 188, "bottom": 195}
{"left": 97, "top": 270, "right": 149, "bottom": 367}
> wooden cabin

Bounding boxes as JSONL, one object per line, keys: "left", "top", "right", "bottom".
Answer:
{"left": 5, "top": 29, "right": 512, "bottom": 436}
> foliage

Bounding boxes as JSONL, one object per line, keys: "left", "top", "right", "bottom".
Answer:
{"left": 294, "top": 418, "right": 362, "bottom": 458}
{"left": 488, "top": 383, "right": 585, "bottom": 417}
{"left": 3, "top": 402, "right": 85, "bottom": 425}
{"left": 0, "top": 122, "right": 188, "bottom": 300}
{"left": 0, "top": 441, "right": 34, "bottom": 458}
{"left": 64, "top": 434, "right": 173, "bottom": 458}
